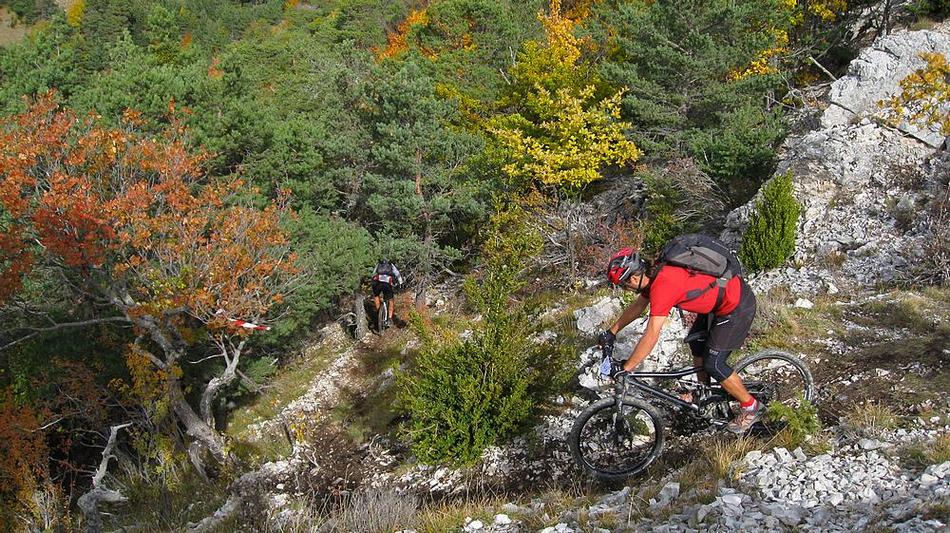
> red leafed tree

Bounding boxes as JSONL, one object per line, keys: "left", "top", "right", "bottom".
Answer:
{"left": 0, "top": 93, "right": 301, "bottom": 469}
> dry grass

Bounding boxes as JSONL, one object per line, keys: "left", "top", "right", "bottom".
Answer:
{"left": 676, "top": 459, "right": 719, "bottom": 500}
{"left": 899, "top": 434, "right": 950, "bottom": 470}
{"left": 748, "top": 289, "right": 842, "bottom": 354}
{"left": 841, "top": 402, "right": 899, "bottom": 433}
{"left": 705, "top": 436, "right": 762, "bottom": 481}
{"left": 338, "top": 487, "right": 419, "bottom": 533}
{"left": 256, "top": 497, "right": 329, "bottom": 533}
{"left": 933, "top": 434, "right": 950, "bottom": 464}
{"left": 414, "top": 497, "right": 503, "bottom": 533}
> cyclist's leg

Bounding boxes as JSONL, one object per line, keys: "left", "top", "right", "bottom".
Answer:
{"left": 706, "top": 349, "right": 753, "bottom": 404}
{"left": 371, "top": 282, "right": 383, "bottom": 312}
{"left": 380, "top": 283, "right": 394, "bottom": 321}
{"left": 706, "top": 280, "right": 757, "bottom": 403}
{"left": 687, "top": 315, "right": 711, "bottom": 385}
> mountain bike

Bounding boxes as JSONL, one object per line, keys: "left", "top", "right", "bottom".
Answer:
{"left": 568, "top": 348, "right": 814, "bottom": 482}
{"left": 377, "top": 298, "right": 390, "bottom": 334}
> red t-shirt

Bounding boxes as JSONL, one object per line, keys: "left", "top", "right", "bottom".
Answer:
{"left": 646, "top": 265, "right": 741, "bottom": 317}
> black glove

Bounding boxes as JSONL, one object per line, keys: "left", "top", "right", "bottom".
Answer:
{"left": 599, "top": 330, "right": 616, "bottom": 360}
{"left": 610, "top": 359, "right": 629, "bottom": 380}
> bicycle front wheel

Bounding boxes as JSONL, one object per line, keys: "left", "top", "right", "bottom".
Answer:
{"left": 569, "top": 397, "right": 665, "bottom": 482}
{"left": 733, "top": 350, "right": 814, "bottom": 408}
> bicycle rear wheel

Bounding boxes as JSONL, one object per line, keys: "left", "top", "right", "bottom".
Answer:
{"left": 377, "top": 300, "right": 389, "bottom": 333}
{"left": 733, "top": 350, "right": 814, "bottom": 408}
{"left": 569, "top": 397, "right": 665, "bottom": 482}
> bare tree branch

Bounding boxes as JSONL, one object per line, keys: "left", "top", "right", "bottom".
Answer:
{"left": 0, "top": 316, "right": 131, "bottom": 352}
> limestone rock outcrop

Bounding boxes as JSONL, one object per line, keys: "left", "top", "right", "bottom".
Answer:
{"left": 723, "top": 27, "right": 950, "bottom": 293}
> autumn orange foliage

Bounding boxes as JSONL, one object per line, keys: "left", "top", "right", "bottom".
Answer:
{"left": 0, "top": 390, "right": 49, "bottom": 507}
{"left": 0, "top": 93, "right": 297, "bottom": 330}
{"left": 0, "top": 358, "right": 106, "bottom": 530}
{"left": 375, "top": 7, "right": 431, "bottom": 60}
{"left": 1, "top": 92, "right": 300, "bottom": 474}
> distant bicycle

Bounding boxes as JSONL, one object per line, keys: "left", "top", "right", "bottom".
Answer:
{"left": 568, "top": 347, "right": 814, "bottom": 482}
{"left": 377, "top": 297, "right": 391, "bottom": 333}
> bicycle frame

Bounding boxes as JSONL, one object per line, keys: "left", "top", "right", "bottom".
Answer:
{"left": 614, "top": 367, "right": 732, "bottom": 426}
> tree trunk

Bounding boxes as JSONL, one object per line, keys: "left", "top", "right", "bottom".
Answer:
{"left": 415, "top": 225, "right": 432, "bottom": 313}
{"left": 124, "top": 305, "right": 233, "bottom": 472}
{"left": 199, "top": 342, "right": 244, "bottom": 430}
{"left": 353, "top": 293, "right": 368, "bottom": 340}
{"left": 414, "top": 149, "right": 431, "bottom": 313}
{"left": 168, "top": 377, "right": 232, "bottom": 471}
{"left": 77, "top": 423, "right": 131, "bottom": 533}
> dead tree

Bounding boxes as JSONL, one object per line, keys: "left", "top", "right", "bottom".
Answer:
{"left": 77, "top": 423, "right": 132, "bottom": 533}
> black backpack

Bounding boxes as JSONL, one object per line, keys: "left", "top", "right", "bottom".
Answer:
{"left": 656, "top": 234, "right": 743, "bottom": 315}
{"left": 375, "top": 261, "right": 394, "bottom": 276}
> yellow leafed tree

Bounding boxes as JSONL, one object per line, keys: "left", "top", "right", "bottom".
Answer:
{"left": 489, "top": 0, "right": 639, "bottom": 191}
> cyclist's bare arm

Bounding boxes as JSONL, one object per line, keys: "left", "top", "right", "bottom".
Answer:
{"left": 608, "top": 293, "right": 649, "bottom": 336}
{"left": 623, "top": 314, "right": 666, "bottom": 372}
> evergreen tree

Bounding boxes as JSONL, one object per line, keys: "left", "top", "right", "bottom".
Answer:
{"left": 740, "top": 171, "right": 801, "bottom": 272}
{"left": 0, "top": 16, "right": 82, "bottom": 115}
{"left": 589, "top": 0, "right": 792, "bottom": 204}
{"left": 364, "top": 59, "right": 483, "bottom": 307}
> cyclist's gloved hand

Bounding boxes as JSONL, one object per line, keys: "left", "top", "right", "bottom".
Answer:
{"left": 599, "top": 329, "right": 616, "bottom": 360}
{"left": 611, "top": 360, "right": 629, "bottom": 380}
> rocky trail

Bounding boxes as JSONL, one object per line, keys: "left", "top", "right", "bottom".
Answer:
{"left": 459, "top": 429, "right": 949, "bottom": 533}
{"left": 218, "top": 284, "right": 948, "bottom": 532}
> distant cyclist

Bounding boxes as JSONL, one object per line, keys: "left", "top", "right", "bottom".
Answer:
{"left": 602, "top": 242, "right": 761, "bottom": 434}
{"left": 371, "top": 259, "right": 403, "bottom": 327}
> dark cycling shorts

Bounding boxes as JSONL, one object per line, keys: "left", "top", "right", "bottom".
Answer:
{"left": 686, "top": 278, "right": 756, "bottom": 381}
{"left": 687, "top": 278, "right": 756, "bottom": 352}
{"left": 372, "top": 280, "right": 394, "bottom": 300}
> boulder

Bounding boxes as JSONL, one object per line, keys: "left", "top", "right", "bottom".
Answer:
{"left": 574, "top": 297, "right": 623, "bottom": 335}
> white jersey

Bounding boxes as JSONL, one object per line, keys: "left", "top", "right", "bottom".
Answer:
{"left": 373, "top": 264, "right": 403, "bottom": 285}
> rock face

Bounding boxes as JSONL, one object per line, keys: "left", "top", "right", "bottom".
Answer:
{"left": 722, "top": 27, "right": 950, "bottom": 293}
{"left": 822, "top": 30, "right": 950, "bottom": 148}
{"left": 573, "top": 296, "right": 622, "bottom": 335}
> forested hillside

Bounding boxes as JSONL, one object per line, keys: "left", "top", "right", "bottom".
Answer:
{"left": 0, "top": 0, "right": 947, "bottom": 531}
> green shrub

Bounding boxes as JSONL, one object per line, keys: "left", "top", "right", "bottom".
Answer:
{"left": 397, "top": 204, "right": 569, "bottom": 464}
{"left": 642, "top": 175, "right": 686, "bottom": 257}
{"left": 740, "top": 171, "right": 800, "bottom": 272}
{"left": 767, "top": 396, "right": 820, "bottom": 448}
{"left": 911, "top": 0, "right": 950, "bottom": 19}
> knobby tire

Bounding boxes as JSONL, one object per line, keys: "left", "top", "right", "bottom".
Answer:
{"left": 568, "top": 397, "right": 665, "bottom": 483}
{"left": 733, "top": 349, "right": 814, "bottom": 404}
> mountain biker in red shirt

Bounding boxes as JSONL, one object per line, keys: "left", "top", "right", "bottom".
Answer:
{"left": 372, "top": 260, "right": 403, "bottom": 327}
{"left": 601, "top": 248, "right": 762, "bottom": 433}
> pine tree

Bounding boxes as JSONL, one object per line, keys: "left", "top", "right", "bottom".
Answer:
{"left": 740, "top": 171, "right": 801, "bottom": 271}
{"left": 364, "top": 59, "right": 483, "bottom": 307}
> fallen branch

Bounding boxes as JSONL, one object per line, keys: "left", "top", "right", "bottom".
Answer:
{"left": 808, "top": 55, "right": 837, "bottom": 82}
